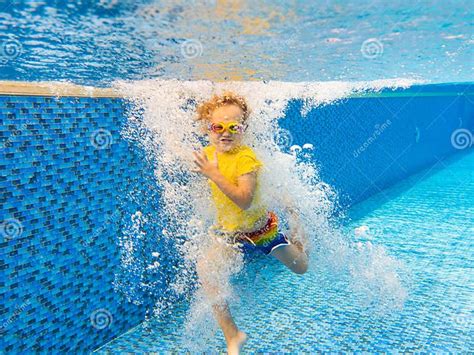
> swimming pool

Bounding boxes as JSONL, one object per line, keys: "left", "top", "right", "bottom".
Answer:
{"left": 1, "top": 81, "right": 472, "bottom": 353}
{"left": 94, "top": 149, "right": 473, "bottom": 352}
{"left": 1, "top": 0, "right": 473, "bottom": 353}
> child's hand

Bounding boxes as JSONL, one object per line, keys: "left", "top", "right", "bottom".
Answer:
{"left": 192, "top": 150, "right": 220, "bottom": 179}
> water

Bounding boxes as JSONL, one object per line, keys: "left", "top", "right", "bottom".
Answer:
{"left": 1, "top": 0, "right": 472, "bottom": 85}
{"left": 2, "top": 1, "right": 472, "bottom": 352}
{"left": 96, "top": 79, "right": 472, "bottom": 352}
{"left": 95, "top": 147, "right": 473, "bottom": 353}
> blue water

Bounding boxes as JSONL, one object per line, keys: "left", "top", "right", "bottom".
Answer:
{"left": 1, "top": 0, "right": 472, "bottom": 85}
{"left": 95, "top": 149, "right": 473, "bottom": 353}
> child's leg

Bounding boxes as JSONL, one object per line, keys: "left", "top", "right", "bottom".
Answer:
{"left": 270, "top": 208, "right": 310, "bottom": 274}
{"left": 196, "top": 239, "right": 247, "bottom": 354}
{"left": 270, "top": 243, "right": 308, "bottom": 274}
{"left": 212, "top": 303, "right": 247, "bottom": 355}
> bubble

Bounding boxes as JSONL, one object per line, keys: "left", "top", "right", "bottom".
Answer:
{"left": 112, "top": 79, "right": 415, "bottom": 346}
{"left": 290, "top": 144, "right": 302, "bottom": 155}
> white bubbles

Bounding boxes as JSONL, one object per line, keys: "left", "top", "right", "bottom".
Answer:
{"left": 354, "top": 225, "right": 369, "bottom": 237}
{"left": 114, "top": 78, "right": 413, "bottom": 346}
{"left": 290, "top": 144, "right": 302, "bottom": 155}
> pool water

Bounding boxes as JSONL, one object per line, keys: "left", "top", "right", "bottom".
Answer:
{"left": 1, "top": 0, "right": 472, "bottom": 85}
{"left": 94, "top": 149, "right": 473, "bottom": 353}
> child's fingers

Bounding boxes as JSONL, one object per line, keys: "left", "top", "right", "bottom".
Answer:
{"left": 193, "top": 152, "right": 204, "bottom": 165}
{"left": 193, "top": 158, "right": 203, "bottom": 167}
{"left": 193, "top": 151, "right": 207, "bottom": 164}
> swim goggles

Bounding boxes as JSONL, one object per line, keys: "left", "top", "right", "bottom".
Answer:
{"left": 207, "top": 121, "right": 245, "bottom": 134}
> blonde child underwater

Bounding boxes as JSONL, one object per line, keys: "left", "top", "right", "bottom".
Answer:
{"left": 192, "top": 91, "right": 309, "bottom": 355}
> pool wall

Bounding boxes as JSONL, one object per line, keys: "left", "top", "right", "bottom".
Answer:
{"left": 1, "top": 82, "right": 472, "bottom": 352}
{"left": 280, "top": 82, "right": 474, "bottom": 208}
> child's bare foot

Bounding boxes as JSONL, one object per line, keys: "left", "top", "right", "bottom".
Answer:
{"left": 227, "top": 330, "right": 247, "bottom": 355}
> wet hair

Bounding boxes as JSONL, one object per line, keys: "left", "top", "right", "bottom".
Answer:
{"left": 196, "top": 91, "right": 250, "bottom": 122}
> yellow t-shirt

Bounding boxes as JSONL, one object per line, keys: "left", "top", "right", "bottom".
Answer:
{"left": 203, "top": 145, "right": 267, "bottom": 232}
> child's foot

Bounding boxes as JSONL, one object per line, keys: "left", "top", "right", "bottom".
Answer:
{"left": 227, "top": 330, "right": 247, "bottom": 355}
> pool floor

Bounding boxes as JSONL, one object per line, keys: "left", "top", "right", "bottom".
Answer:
{"left": 95, "top": 150, "right": 473, "bottom": 353}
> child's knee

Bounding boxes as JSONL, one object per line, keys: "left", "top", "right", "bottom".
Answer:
{"left": 293, "top": 261, "right": 308, "bottom": 274}
{"left": 292, "top": 252, "right": 309, "bottom": 274}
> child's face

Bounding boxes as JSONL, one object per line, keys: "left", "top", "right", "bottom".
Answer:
{"left": 208, "top": 104, "right": 245, "bottom": 153}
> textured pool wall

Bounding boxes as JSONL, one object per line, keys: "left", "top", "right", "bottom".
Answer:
{"left": 0, "top": 94, "right": 176, "bottom": 352}
{"left": 280, "top": 82, "right": 474, "bottom": 208}
{"left": 1, "top": 82, "right": 473, "bottom": 352}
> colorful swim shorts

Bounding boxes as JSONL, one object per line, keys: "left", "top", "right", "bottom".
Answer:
{"left": 211, "top": 211, "right": 291, "bottom": 255}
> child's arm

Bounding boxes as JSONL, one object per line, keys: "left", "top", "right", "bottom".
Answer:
{"left": 192, "top": 151, "right": 257, "bottom": 210}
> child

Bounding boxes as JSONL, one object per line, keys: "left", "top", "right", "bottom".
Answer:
{"left": 192, "top": 91, "right": 309, "bottom": 355}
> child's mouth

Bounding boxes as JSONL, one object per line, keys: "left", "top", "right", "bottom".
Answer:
{"left": 220, "top": 138, "right": 233, "bottom": 143}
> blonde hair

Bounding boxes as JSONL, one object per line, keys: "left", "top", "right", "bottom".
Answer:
{"left": 196, "top": 91, "right": 250, "bottom": 122}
